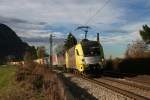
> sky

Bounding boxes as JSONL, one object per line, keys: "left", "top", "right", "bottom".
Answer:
{"left": 0, "top": 0, "right": 150, "bottom": 58}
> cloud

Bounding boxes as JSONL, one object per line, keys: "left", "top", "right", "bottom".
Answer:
{"left": 100, "top": 32, "right": 141, "bottom": 45}
{"left": 0, "top": 0, "right": 125, "bottom": 36}
{"left": 0, "top": 16, "right": 30, "bottom": 24}
{"left": 0, "top": 0, "right": 149, "bottom": 35}
{"left": 121, "top": 21, "right": 150, "bottom": 33}
{"left": 0, "top": 0, "right": 150, "bottom": 57}
{"left": 21, "top": 32, "right": 65, "bottom": 41}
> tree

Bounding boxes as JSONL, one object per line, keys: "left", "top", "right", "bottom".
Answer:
{"left": 37, "top": 46, "right": 47, "bottom": 64}
{"left": 140, "top": 25, "right": 150, "bottom": 44}
{"left": 30, "top": 46, "right": 37, "bottom": 59}
{"left": 24, "top": 46, "right": 37, "bottom": 60}
{"left": 26, "top": 46, "right": 37, "bottom": 60}
{"left": 54, "top": 44, "right": 65, "bottom": 56}
{"left": 125, "top": 40, "right": 148, "bottom": 58}
{"left": 24, "top": 51, "right": 33, "bottom": 62}
{"left": 64, "top": 33, "right": 77, "bottom": 50}
{"left": 37, "top": 46, "right": 46, "bottom": 59}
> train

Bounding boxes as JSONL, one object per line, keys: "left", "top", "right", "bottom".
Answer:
{"left": 65, "top": 37, "right": 104, "bottom": 75}
{"left": 34, "top": 37, "right": 105, "bottom": 75}
{"left": 53, "top": 30, "right": 105, "bottom": 75}
{"left": 35, "top": 26, "right": 105, "bottom": 75}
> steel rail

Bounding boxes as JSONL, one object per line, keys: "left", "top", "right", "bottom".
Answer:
{"left": 103, "top": 77, "right": 150, "bottom": 91}
{"left": 125, "top": 77, "right": 150, "bottom": 86}
{"left": 79, "top": 76, "right": 149, "bottom": 100}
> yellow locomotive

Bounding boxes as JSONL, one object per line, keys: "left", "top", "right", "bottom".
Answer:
{"left": 65, "top": 39, "right": 104, "bottom": 74}
{"left": 65, "top": 27, "right": 104, "bottom": 74}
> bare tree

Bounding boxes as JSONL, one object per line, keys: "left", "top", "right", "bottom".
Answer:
{"left": 125, "top": 40, "right": 148, "bottom": 58}
{"left": 37, "top": 46, "right": 46, "bottom": 64}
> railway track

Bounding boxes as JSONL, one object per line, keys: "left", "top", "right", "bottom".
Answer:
{"left": 125, "top": 77, "right": 150, "bottom": 86}
{"left": 79, "top": 76, "right": 149, "bottom": 100}
{"left": 103, "top": 77, "right": 150, "bottom": 91}
{"left": 96, "top": 77, "right": 150, "bottom": 99}
{"left": 53, "top": 67, "right": 150, "bottom": 99}
{"left": 102, "top": 71, "right": 150, "bottom": 85}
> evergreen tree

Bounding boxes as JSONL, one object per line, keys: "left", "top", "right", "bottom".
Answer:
{"left": 25, "top": 46, "right": 37, "bottom": 60}
{"left": 29, "top": 46, "right": 37, "bottom": 59}
{"left": 64, "top": 33, "right": 77, "bottom": 50}
{"left": 140, "top": 25, "right": 150, "bottom": 44}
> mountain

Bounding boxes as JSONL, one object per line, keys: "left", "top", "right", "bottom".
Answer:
{"left": 0, "top": 23, "right": 30, "bottom": 64}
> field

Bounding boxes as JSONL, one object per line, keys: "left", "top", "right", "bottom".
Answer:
{"left": 0, "top": 65, "right": 46, "bottom": 100}
{"left": 0, "top": 64, "right": 73, "bottom": 100}
{"left": 0, "top": 65, "right": 17, "bottom": 91}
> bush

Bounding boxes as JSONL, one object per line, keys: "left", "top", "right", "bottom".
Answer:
{"left": 32, "top": 74, "right": 44, "bottom": 90}
{"left": 16, "top": 62, "right": 36, "bottom": 82}
{"left": 118, "top": 57, "right": 150, "bottom": 74}
{"left": 104, "top": 57, "right": 150, "bottom": 74}
{"left": 16, "top": 62, "right": 75, "bottom": 100}
{"left": 104, "top": 56, "right": 113, "bottom": 70}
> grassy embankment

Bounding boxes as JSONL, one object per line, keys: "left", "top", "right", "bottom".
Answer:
{"left": 0, "top": 65, "right": 16, "bottom": 91}
{"left": 0, "top": 63, "right": 71, "bottom": 100}
{"left": 0, "top": 65, "right": 46, "bottom": 100}
{"left": 0, "top": 64, "right": 98, "bottom": 100}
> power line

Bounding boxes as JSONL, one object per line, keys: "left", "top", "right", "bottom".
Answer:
{"left": 84, "top": 0, "right": 111, "bottom": 25}
{"left": 52, "top": 0, "right": 78, "bottom": 33}
{"left": 51, "top": 0, "right": 111, "bottom": 33}
{"left": 52, "top": 0, "right": 74, "bottom": 23}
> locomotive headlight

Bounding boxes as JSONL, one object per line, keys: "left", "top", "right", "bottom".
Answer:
{"left": 101, "top": 58, "right": 104, "bottom": 62}
{"left": 82, "top": 59, "right": 86, "bottom": 64}
{"left": 82, "top": 59, "right": 85, "bottom": 62}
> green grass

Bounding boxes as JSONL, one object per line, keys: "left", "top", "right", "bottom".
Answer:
{"left": 0, "top": 65, "right": 17, "bottom": 90}
{"left": 0, "top": 65, "right": 47, "bottom": 100}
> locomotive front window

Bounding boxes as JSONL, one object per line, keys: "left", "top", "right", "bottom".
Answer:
{"left": 81, "top": 41, "right": 101, "bottom": 56}
{"left": 83, "top": 46, "right": 100, "bottom": 56}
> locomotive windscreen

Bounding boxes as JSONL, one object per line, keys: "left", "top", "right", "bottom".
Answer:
{"left": 81, "top": 40, "right": 102, "bottom": 57}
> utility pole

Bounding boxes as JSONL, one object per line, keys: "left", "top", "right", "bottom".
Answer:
{"left": 97, "top": 33, "right": 100, "bottom": 43}
{"left": 85, "top": 30, "right": 88, "bottom": 39}
{"left": 49, "top": 34, "right": 53, "bottom": 67}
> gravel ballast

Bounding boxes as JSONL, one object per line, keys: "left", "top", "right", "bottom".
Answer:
{"left": 63, "top": 73, "right": 133, "bottom": 100}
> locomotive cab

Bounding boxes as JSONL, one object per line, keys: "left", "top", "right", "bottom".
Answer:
{"left": 65, "top": 26, "right": 105, "bottom": 75}
{"left": 66, "top": 39, "right": 104, "bottom": 75}
{"left": 78, "top": 39, "right": 104, "bottom": 74}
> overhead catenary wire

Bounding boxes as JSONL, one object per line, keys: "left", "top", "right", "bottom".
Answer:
{"left": 52, "top": 0, "right": 73, "bottom": 20}
{"left": 84, "top": 0, "right": 111, "bottom": 26}
{"left": 51, "top": 0, "right": 111, "bottom": 34}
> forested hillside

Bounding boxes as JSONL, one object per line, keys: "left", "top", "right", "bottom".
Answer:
{"left": 0, "top": 23, "right": 30, "bottom": 64}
